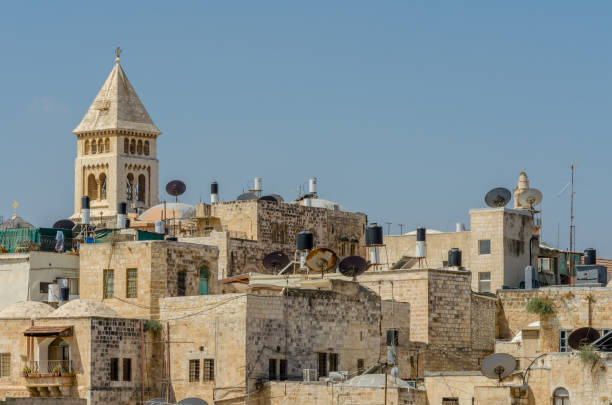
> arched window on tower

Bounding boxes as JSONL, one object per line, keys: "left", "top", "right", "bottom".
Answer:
{"left": 137, "top": 140, "right": 143, "bottom": 155}
{"left": 88, "top": 174, "right": 98, "bottom": 200}
{"left": 99, "top": 173, "right": 107, "bottom": 200}
{"left": 104, "top": 138, "right": 110, "bottom": 153}
{"left": 91, "top": 140, "right": 97, "bottom": 154}
{"left": 144, "top": 141, "right": 150, "bottom": 156}
{"left": 130, "top": 139, "right": 136, "bottom": 154}
{"left": 553, "top": 388, "right": 570, "bottom": 405}
{"left": 98, "top": 139, "right": 103, "bottom": 154}
{"left": 124, "top": 138, "right": 129, "bottom": 154}
{"left": 126, "top": 173, "right": 135, "bottom": 201}
{"left": 137, "top": 174, "right": 146, "bottom": 202}
{"left": 84, "top": 140, "right": 90, "bottom": 155}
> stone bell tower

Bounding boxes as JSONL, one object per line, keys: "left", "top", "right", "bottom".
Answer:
{"left": 71, "top": 49, "right": 161, "bottom": 224}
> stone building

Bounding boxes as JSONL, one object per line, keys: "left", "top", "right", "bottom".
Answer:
{"left": 0, "top": 252, "right": 79, "bottom": 311}
{"left": 78, "top": 240, "right": 219, "bottom": 319}
{"left": 71, "top": 50, "right": 161, "bottom": 224}
{"left": 158, "top": 279, "right": 411, "bottom": 404}
{"left": 0, "top": 300, "right": 161, "bottom": 405}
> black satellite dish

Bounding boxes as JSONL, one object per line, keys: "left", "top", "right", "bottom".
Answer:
{"left": 263, "top": 251, "right": 290, "bottom": 272}
{"left": 178, "top": 398, "right": 208, "bottom": 405}
{"left": 485, "top": 187, "right": 512, "bottom": 208}
{"left": 338, "top": 256, "right": 368, "bottom": 279}
{"left": 568, "top": 327, "right": 601, "bottom": 350}
{"left": 236, "top": 192, "right": 258, "bottom": 201}
{"left": 259, "top": 195, "right": 280, "bottom": 203}
{"left": 53, "top": 219, "right": 75, "bottom": 230}
{"left": 166, "top": 180, "right": 187, "bottom": 202}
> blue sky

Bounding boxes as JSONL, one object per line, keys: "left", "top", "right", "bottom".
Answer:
{"left": 1, "top": 2, "right": 611, "bottom": 254}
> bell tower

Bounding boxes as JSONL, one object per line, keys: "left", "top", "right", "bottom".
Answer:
{"left": 72, "top": 49, "right": 161, "bottom": 224}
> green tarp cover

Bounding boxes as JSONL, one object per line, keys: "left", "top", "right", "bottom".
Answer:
{"left": 0, "top": 228, "right": 40, "bottom": 252}
{"left": 93, "top": 229, "right": 164, "bottom": 243}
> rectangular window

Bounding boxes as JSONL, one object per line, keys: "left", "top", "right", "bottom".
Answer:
{"left": 279, "top": 359, "right": 287, "bottom": 381}
{"left": 539, "top": 258, "right": 550, "bottom": 272}
{"left": 478, "top": 239, "right": 491, "bottom": 255}
{"left": 442, "top": 399, "right": 459, "bottom": 405}
{"left": 203, "top": 359, "right": 214, "bottom": 382}
{"left": 329, "top": 353, "right": 338, "bottom": 373}
{"left": 103, "top": 269, "right": 114, "bottom": 299}
{"left": 110, "top": 358, "right": 119, "bottom": 381}
{"left": 122, "top": 358, "right": 132, "bottom": 381}
{"left": 386, "top": 329, "right": 399, "bottom": 346}
{"left": 357, "top": 359, "right": 364, "bottom": 374}
{"left": 68, "top": 278, "right": 79, "bottom": 295}
{"left": 269, "top": 359, "right": 277, "bottom": 381}
{"left": 0, "top": 353, "right": 10, "bottom": 377}
{"left": 177, "top": 271, "right": 186, "bottom": 296}
{"left": 189, "top": 359, "right": 200, "bottom": 382}
{"left": 350, "top": 243, "right": 356, "bottom": 256}
{"left": 318, "top": 353, "right": 327, "bottom": 377}
{"left": 40, "top": 282, "right": 50, "bottom": 294}
{"left": 126, "top": 268, "right": 138, "bottom": 298}
{"left": 478, "top": 272, "right": 491, "bottom": 293}
{"left": 559, "top": 330, "right": 570, "bottom": 352}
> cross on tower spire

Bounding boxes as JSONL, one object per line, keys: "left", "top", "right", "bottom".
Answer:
{"left": 115, "top": 47, "right": 122, "bottom": 63}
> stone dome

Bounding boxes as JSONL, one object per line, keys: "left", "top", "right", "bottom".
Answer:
{"left": 138, "top": 202, "right": 195, "bottom": 222}
{"left": 0, "top": 301, "right": 55, "bottom": 318}
{"left": 48, "top": 299, "right": 119, "bottom": 318}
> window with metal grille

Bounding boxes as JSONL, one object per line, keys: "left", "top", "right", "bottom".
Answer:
{"left": 478, "top": 239, "right": 491, "bottom": 255}
{"left": 126, "top": 269, "right": 137, "bottom": 298}
{"left": 0, "top": 353, "right": 10, "bottom": 377}
{"left": 478, "top": 272, "right": 491, "bottom": 293}
{"left": 357, "top": 359, "right": 364, "bottom": 374}
{"left": 203, "top": 359, "right": 214, "bottom": 382}
{"left": 110, "top": 358, "right": 119, "bottom": 381}
{"left": 279, "top": 359, "right": 287, "bottom": 381}
{"left": 268, "top": 359, "right": 277, "bottom": 380}
{"left": 318, "top": 353, "right": 327, "bottom": 377}
{"left": 559, "top": 330, "right": 570, "bottom": 352}
{"left": 122, "top": 358, "right": 132, "bottom": 381}
{"left": 189, "top": 359, "right": 200, "bottom": 382}
{"left": 177, "top": 271, "right": 186, "bottom": 296}
{"left": 442, "top": 398, "right": 459, "bottom": 405}
{"left": 103, "top": 269, "right": 114, "bottom": 299}
{"left": 329, "top": 353, "right": 338, "bottom": 373}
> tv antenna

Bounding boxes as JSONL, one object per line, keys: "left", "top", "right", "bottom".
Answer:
{"left": 484, "top": 187, "right": 512, "bottom": 208}
{"left": 569, "top": 164, "right": 575, "bottom": 282}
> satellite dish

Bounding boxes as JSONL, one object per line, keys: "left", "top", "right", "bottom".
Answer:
{"left": 305, "top": 248, "right": 338, "bottom": 273}
{"left": 53, "top": 219, "right": 75, "bottom": 230}
{"left": 568, "top": 327, "right": 601, "bottom": 350}
{"left": 166, "top": 180, "right": 187, "bottom": 202}
{"left": 338, "top": 256, "right": 368, "bottom": 279}
{"left": 485, "top": 187, "right": 512, "bottom": 208}
{"left": 237, "top": 192, "right": 258, "bottom": 201}
{"left": 259, "top": 195, "right": 281, "bottom": 203}
{"left": 263, "top": 251, "right": 290, "bottom": 271}
{"left": 480, "top": 353, "right": 517, "bottom": 381}
{"left": 518, "top": 188, "right": 543, "bottom": 208}
{"left": 178, "top": 399, "right": 208, "bottom": 405}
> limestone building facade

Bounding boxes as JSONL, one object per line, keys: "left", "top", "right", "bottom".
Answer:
{"left": 72, "top": 52, "right": 161, "bottom": 224}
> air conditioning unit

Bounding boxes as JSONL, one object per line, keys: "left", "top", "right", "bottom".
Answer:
{"left": 303, "top": 369, "right": 317, "bottom": 382}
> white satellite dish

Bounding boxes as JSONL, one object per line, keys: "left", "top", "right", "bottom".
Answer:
{"left": 480, "top": 353, "right": 517, "bottom": 381}
{"left": 518, "top": 188, "right": 543, "bottom": 208}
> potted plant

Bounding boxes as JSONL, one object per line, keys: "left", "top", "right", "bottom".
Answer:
{"left": 52, "top": 364, "right": 63, "bottom": 376}
{"left": 22, "top": 366, "right": 32, "bottom": 376}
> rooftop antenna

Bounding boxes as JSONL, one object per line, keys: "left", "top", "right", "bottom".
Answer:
{"left": 398, "top": 224, "right": 404, "bottom": 235}
{"left": 480, "top": 353, "right": 517, "bottom": 384}
{"left": 569, "top": 164, "right": 575, "bottom": 283}
{"left": 385, "top": 222, "right": 392, "bottom": 236}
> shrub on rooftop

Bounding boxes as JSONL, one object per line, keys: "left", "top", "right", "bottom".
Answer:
{"left": 525, "top": 297, "right": 555, "bottom": 315}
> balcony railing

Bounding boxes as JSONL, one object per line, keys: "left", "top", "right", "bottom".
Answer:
{"left": 24, "top": 360, "right": 72, "bottom": 374}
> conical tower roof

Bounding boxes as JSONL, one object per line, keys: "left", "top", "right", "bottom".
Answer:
{"left": 73, "top": 53, "right": 161, "bottom": 136}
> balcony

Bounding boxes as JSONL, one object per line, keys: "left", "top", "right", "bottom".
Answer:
{"left": 23, "top": 361, "right": 75, "bottom": 397}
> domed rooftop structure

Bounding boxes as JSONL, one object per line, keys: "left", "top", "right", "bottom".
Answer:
{"left": 343, "top": 374, "right": 414, "bottom": 388}
{"left": 49, "top": 299, "right": 119, "bottom": 318}
{"left": 292, "top": 197, "right": 347, "bottom": 212}
{"left": 138, "top": 202, "right": 195, "bottom": 222}
{"left": 0, "top": 215, "right": 35, "bottom": 230}
{"left": 0, "top": 301, "right": 55, "bottom": 318}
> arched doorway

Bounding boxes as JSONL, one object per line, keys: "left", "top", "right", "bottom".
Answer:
{"left": 553, "top": 387, "right": 570, "bottom": 405}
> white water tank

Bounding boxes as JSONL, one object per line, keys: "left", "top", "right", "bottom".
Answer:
{"left": 309, "top": 177, "right": 317, "bottom": 195}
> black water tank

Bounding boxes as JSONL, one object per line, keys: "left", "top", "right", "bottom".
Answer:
{"left": 211, "top": 181, "right": 218, "bottom": 194}
{"left": 296, "top": 231, "right": 314, "bottom": 251}
{"left": 416, "top": 227, "right": 426, "bottom": 242}
{"left": 448, "top": 248, "right": 462, "bottom": 267}
{"left": 117, "top": 202, "right": 127, "bottom": 215}
{"left": 365, "top": 223, "right": 383, "bottom": 246}
{"left": 81, "top": 196, "right": 90, "bottom": 209}
{"left": 60, "top": 287, "right": 69, "bottom": 301}
{"left": 584, "top": 248, "right": 596, "bottom": 265}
